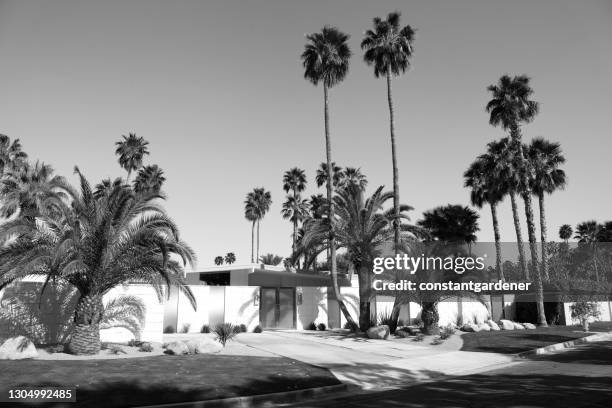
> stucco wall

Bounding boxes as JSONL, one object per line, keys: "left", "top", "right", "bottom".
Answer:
{"left": 225, "top": 286, "right": 259, "bottom": 331}
{"left": 297, "top": 287, "right": 328, "bottom": 330}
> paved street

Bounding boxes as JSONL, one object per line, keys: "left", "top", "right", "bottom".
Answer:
{"left": 286, "top": 341, "right": 612, "bottom": 408}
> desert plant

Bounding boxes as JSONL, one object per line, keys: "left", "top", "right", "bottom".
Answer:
{"left": 213, "top": 323, "right": 238, "bottom": 347}
{"left": 180, "top": 323, "right": 191, "bottom": 334}
{"left": 343, "top": 321, "right": 358, "bottom": 332}
{"left": 108, "top": 345, "right": 126, "bottom": 355}
{"left": 317, "top": 323, "right": 326, "bottom": 331}
{"left": 439, "top": 325, "right": 456, "bottom": 340}
{"left": 239, "top": 324, "right": 248, "bottom": 333}
{"left": 200, "top": 324, "right": 211, "bottom": 333}
{"left": 570, "top": 301, "right": 600, "bottom": 332}
{"left": 306, "top": 322, "right": 317, "bottom": 330}
{"left": 138, "top": 342, "right": 153, "bottom": 352}
{"left": 163, "top": 325, "right": 175, "bottom": 334}
{"left": 377, "top": 311, "right": 395, "bottom": 332}
{"left": 253, "top": 325, "right": 263, "bottom": 333}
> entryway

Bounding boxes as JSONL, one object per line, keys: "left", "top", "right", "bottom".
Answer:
{"left": 260, "top": 287, "right": 296, "bottom": 329}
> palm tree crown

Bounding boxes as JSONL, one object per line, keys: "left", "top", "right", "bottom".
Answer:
{"left": 115, "top": 133, "right": 149, "bottom": 179}
{"left": 316, "top": 162, "right": 343, "bottom": 188}
{"left": 0, "top": 134, "right": 28, "bottom": 178}
{"left": 486, "top": 75, "right": 539, "bottom": 131}
{"left": 339, "top": 167, "right": 368, "bottom": 191}
{"left": 418, "top": 205, "right": 480, "bottom": 245}
{"left": 134, "top": 164, "right": 166, "bottom": 194}
{"left": 559, "top": 224, "right": 573, "bottom": 241}
{"left": 526, "top": 138, "right": 566, "bottom": 195}
{"left": 282, "top": 168, "right": 307, "bottom": 195}
{"left": 361, "top": 12, "right": 416, "bottom": 77}
{"left": 301, "top": 26, "right": 351, "bottom": 87}
{"left": 574, "top": 221, "right": 601, "bottom": 243}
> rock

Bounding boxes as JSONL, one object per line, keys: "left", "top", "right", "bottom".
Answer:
{"left": 499, "top": 320, "right": 515, "bottom": 330}
{"left": 164, "top": 341, "right": 190, "bottom": 355}
{"left": 513, "top": 322, "right": 525, "bottom": 330}
{"left": 477, "top": 323, "right": 491, "bottom": 332}
{"left": 406, "top": 326, "right": 421, "bottom": 335}
{"left": 470, "top": 323, "right": 482, "bottom": 332}
{"left": 395, "top": 330, "right": 411, "bottom": 338}
{"left": 186, "top": 338, "right": 222, "bottom": 354}
{"left": 461, "top": 323, "right": 475, "bottom": 332}
{"left": 487, "top": 320, "right": 501, "bottom": 331}
{"left": 366, "top": 325, "right": 390, "bottom": 340}
{"left": 0, "top": 336, "right": 38, "bottom": 360}
{"left": 522, "top": 323, "right": 537, "bottom": 330}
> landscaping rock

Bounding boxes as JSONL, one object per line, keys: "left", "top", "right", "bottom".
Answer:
{"left": 513, "top": 322, "right": 525, "bottom": 330}
{"left": 477, "top": 323, "right": 491, "bottom": 332}
{"left": 522, "top": 323, "right": 537, "bottom": 330}
{"left": 499, "top": 320, "right": 515, "bottom": 330}
{"left": 461, "top": 323, "right": 475, "bottom": 332}
{"left": 406, "top": 326, "right": 421, "bottom": 335}
{"left": 186, "top": 338, "right": 222, "bottom": 354}
{"left": 0, "top": 336, "right": 38, "bottom": 360}
{"left": 366, "top": 325, "right": 390, "bottom": 340}
{"left": 487, "top": 320, "right": 501, "bottom": 331}
{"left": 395, "top": 330, "right": 411, "bottom": 338}
{"left": 164, "top": 341, "right": 190, "bottom": 355}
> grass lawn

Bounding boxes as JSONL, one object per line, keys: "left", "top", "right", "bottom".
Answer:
{"left": 460, "top": 325, "right": 603, "bottom": 354}
{"left": 0, "top": 354, "right": 340, "bottom": 407}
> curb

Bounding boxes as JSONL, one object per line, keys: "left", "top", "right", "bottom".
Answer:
{"left": 516, "top": 331, "right": 612, "bottom": 357}
{"left": 138, "top": 384, "right": 347, "bottom": 408}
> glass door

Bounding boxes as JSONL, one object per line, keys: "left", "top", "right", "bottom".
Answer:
{"left": 260, "top": 288, "right": 295, "bottom": 329}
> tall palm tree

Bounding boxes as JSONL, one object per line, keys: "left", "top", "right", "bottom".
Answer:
{"left": 486, "top": 138, "right": 528, "bottom": 278}
{"left": 281, "top": 194, "right": 310, "bottom": 261}
{"left": 295, "top": 186, "right": 421, "bottom": 330}
{"left": 464, "top": 156, "right": 505, "bottom": 281}
{"left": 308, "top": 194, "right": 326, "bottom": 220}
{"left": 315, "top": 162, "right": 343, "bottom": 188}
{"left": 282, "top": 168, "right": 307, "bottom": 253}
{"left": 527, "top": 138, "right": 567, "bottom": 281}
{"left": 251, "top": 188, "right": 272, "bottom": 262}
{"left": 0, "top": 134, "right": 28, "bottom": 179}
{"left": 559, "top": 224, "right": 573, "bottom": 243}
{"left": 302, "top": 26, "right": 356, "bottom": 327}
{"left": 0, "top": 161, "right": 73, "bottom": 220}
{"left": 133, "top": 164, "right": 166, "bottom": 194}
{"left": 115, "top": 133, "right": 149, "bottom": 181}
{"left": 574, "top": 221, "right": 602, "bottom": 281}
{"left": 0, "top": 168, "right": 196, "bottom": 354}
{"left": 339, "top": 167, "right": 368, "bottom": 191}
{"left": 244, "top": 196, "right": 258, "bottom": 263}
{"left": 361, "top": 11, "right": 415, "bottom": 255}
{"left": 486, "top": 74, "right": 547, "bottom": 326}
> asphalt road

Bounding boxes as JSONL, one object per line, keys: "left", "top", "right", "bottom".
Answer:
{"left": 288, "top": 341, "right": 612, "bottom": 408}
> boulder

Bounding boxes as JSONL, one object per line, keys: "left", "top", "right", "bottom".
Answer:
{"left": 164, "top": 341, "right": 190, "bottom": 355}
{"left": 186, "top": 338, "right": 222, "bottom": 354}
{"left": 487, "top": 320, "right": 501, "bottom": 331}
{"left": 477, "top": 323, "right": 491, "bottom": 332}
{"left": 513, "top": 322, "right": 525, "bottom": 330}
{"left": 366, "top": 325, "right": 390, "bottom": 340}
{"left": 499, "top": 320, "right": 515, "bottom": 330}
{"left": 0, "top": 336, "right": 38, "bottom": 360}
{"left": 460, "top": 323, "right": 475, "bottom": 332}
{"left": 522, "top": 323, "right": 537, "bottom": 330}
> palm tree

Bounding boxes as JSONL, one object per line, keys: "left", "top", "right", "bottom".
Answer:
{"left": 361, "top": 12, "right": 415, "bottom": 256}
{"left": 245, "top": 188, "right": 272, "bottom": 263}
{"left": 464, "top": 156, "right": 505, "bottom": 281}
{"left": 574, "top": 221, "right": 601, "bottom": 281}
{"left": 260, "top": 254, "right": 283, "bottom": 266}
{"left": 418, "top": 205, "right": 480, "bottom": 246}
{"left": 224, "top": 252, "right": 236, "bottom": 265}
{"left": 315, "top": 162, "right": 343, "bottom": 188}
{"left": 486, "top": 138, "right": 529, "bottom": 278}
{"left": 115, "top": 133, "right": 149, "bottom": 181}
{"left": 133, "top": 164, "right": 166, "bottom": 194}
{"left": 527, "top": 138, "right": 567, "bottom": 281}
{"left": 295, "top": 185, "right": 421, "bottom": 330}
{"left": 281, "top": 194, "right": 310, "bottom": 263}
{"left": 0, "top": 134, "right": 28, "bottom": 179}
{"left": 282, "top": 168, "right": 307, "bottom": 253}
{"left": 0, "top": 167, "right": 196, "bottom": 354}
{"left": 302, "top": 25, "right": 356, "bottom": 328}
{"left": 0, "top": 161, "right": 73, "bottom": 220}
{"left": 339, "top": 167, "right": 368, "bottom": 191}
{"left": 486, "top": 74, "right": 546, "bottom": 326}
{"left": 244, "top": 197, "right": 258, "bottom": 263}
{"left": 214, "top": 256, "right": 224, "bottom": 266}
{"left": 308, "top": 194, "right": 326, "bottom": 219}
{"left": 559, "top": 224, "right": 573, "bottom": 243}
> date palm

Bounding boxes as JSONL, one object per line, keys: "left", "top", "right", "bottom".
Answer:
{"left": 115, "top": 133, "right": 149, "bottom": 181}
{"left": 316, "top": 162, "right": 343, "bottom": 188}
{"left": 486, "top": 74, "right": 546, "bottom": 326}
{"left": 0, "top": 134, "right": 28, "bottom": 178}
{"left": 361, "top": 11, "right": 415, "bottom": 256}
{"left": 464, "top": 155, "right": 505, "bottom": 280}
{"left": 302, "top": 26, "right": 355, "bottom": 327}
{"left": 134, "top": 164, "right": 166, "bottom": 194}
{"left": 0, "top": 167, "right": 196, "bottom": 354}
{"left": 339, "top": 167, "right": 368, "bottom": 191}
{"left": 527, "top": 138, "right": 566, "bottom": 281}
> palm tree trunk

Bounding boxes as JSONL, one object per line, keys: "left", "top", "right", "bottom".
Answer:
{"left": 67, "top": 293, "right": 103, "bottom": 355}
{"left": 510, "top": 192, "right": 528, "bottom": 279}
{"left": 358, "top": 265, "right": 372, "bottom": 331}
{"left": 491, "top": 202, "right": 504, "bottom": 281}
{"left": 256, "top": 220, "right": 261, "bottom": 264}
{"left": 324, "top": 83, "right": 356, "bottom": 328}
{"left": 538, "top": 192, "right": 549, "bottom": 281}
{"left": 513, "top": 126, "right": 547, "bottom": 327}
{"left": 251, "top": 221, "right": 255, "bottom": 263}
{"left": 421, "top": 302, "right": 439, "bottom": 335}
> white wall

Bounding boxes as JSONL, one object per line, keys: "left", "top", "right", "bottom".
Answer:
{"left": 225, "top": 286, "right": 259, "bottom": 331}
{"left": 297, "top": 287, "right": 327, "bottom": 330}
{"left": 174, "top": 286, "right": 211, "bottom": 333}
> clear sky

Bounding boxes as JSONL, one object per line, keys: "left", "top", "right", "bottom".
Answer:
{"left": 1, "top": 0, "right": 611, "bottom": 269}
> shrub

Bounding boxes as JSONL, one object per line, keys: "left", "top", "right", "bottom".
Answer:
{"left": 570, "top": 301, "right": 600, "bottom": 331}
{"left": 412, "top": 333, "right": 425, "bottom": 342}
{"left": 306, "top": 322, "right": 317, "bottom": 330}
{"left": 253, "top": 325, "right": 263, "bottom": 333}
{"left": 180, "top": 323, "right": 191, "bottom": 334}
{"left": 343, "top": 321, "right": 358, "bottom": 332}
{"left": 317, "top": 323, "right": 326, "bottom": 331}
{"left": 201, "top": 324, "right": 211, "bottom": 333}
{"left": 431, "top": 337, "right": 445, "bottom": 345}
{"left": 439, "top": 325, "right": 456, "bottom": 340}
{"left": 108, "top": 345, "right": 126, "bottom": 354}
{"left": 213, "top": 323, "right": 238, "bottom": 347}
{"left": 163, "top": 325, "right": 175, "bottom": 334}
{"left": 239, "top": 324, "right": 248, "bottom": 333}
{"left": 139, "top": 342, "right": 153, "bottom": 352}
{"left": 232, "top": 324, "right": 242, "bottom": 334}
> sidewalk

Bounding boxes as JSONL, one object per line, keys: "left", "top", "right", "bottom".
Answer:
{"left": 236, "top": 331, "right": 514, "bottom": 390}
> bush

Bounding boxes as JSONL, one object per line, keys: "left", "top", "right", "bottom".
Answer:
{"left": 343, "top": 321, "right": 358, "bottom": 332}
{"left": 239, "top": 324, "right": 248, "bottom": 333}
{"left": 317, "top": 323, "right": 326, "bottom": 331}
{"left": 439, "top": 325, "right": 456, "bottom": 340}
{"left": 213, "top": 323, "right": 238, "bottom": 347}
{"left": 378, "top": 311, "right": 394, "bottom": 327}
{"left": 412, "top": 333, "right": 425, "bottom": 342}
{"left": 138, "top": 342, "right": 153, "bottom": 352}
{"left": 180, "top": 323, "right": 191, "bottom": 333}
{"left": 108, "top": 345, "right": 126, "bottom": 354}
{"left": 232, "top": 324, "right": 242, "bottom": 334}
{"left": 201, "top": 324, "right": 211, "bottom": 333}
{"left": 306, "top": 322, "right": 317, "bottom": 330}
{"left": 163, "top": 325, "right": 175, "bottom": 334}
{"left": 253, "top": 325, "right": 263, "bottom": 333}
{"left": 570, "top": 301, "right": 600, "bottom": 331}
